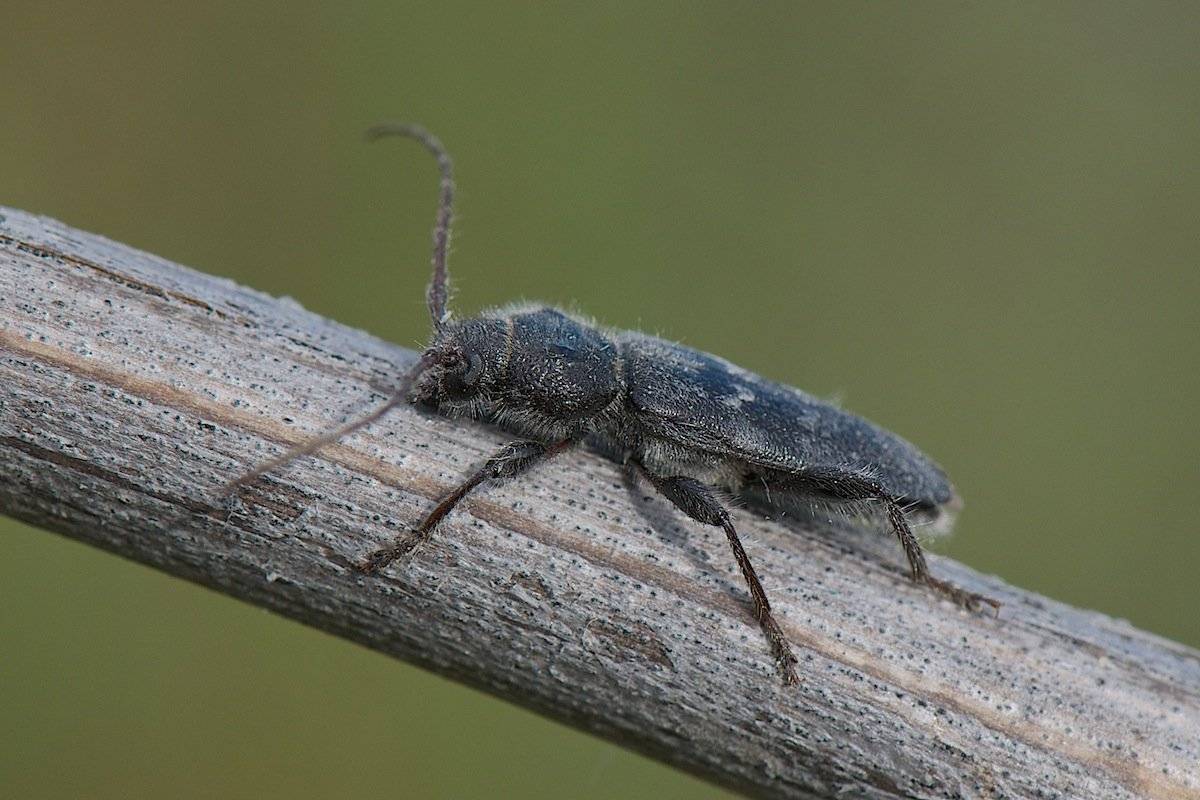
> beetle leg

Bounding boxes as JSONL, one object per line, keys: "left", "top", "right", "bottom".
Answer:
{"left": 358, "top": 438, "right": 574, "bottom": 573}
{"left": 632, "top": 462, "right": 800, "bottom": 686}
{"left": 772, "top": 467, "right": 1000, "bottom": 613}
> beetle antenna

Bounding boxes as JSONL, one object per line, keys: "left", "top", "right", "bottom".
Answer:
{"left": 219, "top": 350, "right": 437, "bottom": 496}
{"left": 366, "top": 122, "right": 455, "bottom": 332}
{"left": 212, "top": 127, "right": 452, "bottom": 500}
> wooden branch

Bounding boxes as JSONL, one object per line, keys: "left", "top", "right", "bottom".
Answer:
{"left": 2, "top": 206, "right": 1197, "bottom": 800}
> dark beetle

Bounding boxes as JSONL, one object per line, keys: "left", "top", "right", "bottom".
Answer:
{"left": 232, "top": 124, "right": 997, "bottom": 685}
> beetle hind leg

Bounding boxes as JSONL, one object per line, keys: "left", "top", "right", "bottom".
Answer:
{"left": 885, "top": 502, "right": 1000, "bottom": 613}
{"left": 775, "top": 467, "right": 1000, "bottom": 614}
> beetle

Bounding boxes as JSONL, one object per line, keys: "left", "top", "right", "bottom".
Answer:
{"left": 230, "top": 123, "right": 998, "bottom": 685}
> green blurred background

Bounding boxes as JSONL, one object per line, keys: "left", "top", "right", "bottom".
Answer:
{"left": 3, "top": 3, "right": 1197, "bottom": 798}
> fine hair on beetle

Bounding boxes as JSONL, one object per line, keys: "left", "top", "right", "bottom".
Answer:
{"left": 225, "top": 123, "right": 999, "bottom": 686}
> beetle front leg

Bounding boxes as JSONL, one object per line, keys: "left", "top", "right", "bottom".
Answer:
{"left": 358, "top": 438, "right": 574, "bottom": 573}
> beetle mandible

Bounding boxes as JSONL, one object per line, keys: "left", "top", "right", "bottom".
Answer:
{"left": 229, "top": 123, "right": 998, "bottom": 685}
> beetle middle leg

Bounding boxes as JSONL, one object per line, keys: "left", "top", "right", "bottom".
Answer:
{"left": 771, "top": 466, "right": 999, "bottom": 613}
{"left": 630, "top": 461, "right": 800, "bottom": 685}
{"left": 358, "top": 438, "right": 574, "bottom": 573}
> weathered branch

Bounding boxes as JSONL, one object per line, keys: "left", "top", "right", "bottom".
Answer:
{"left": 1, "top": 206, "right": 1197, "bottom": 800}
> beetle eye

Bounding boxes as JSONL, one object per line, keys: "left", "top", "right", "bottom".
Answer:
{"left": 463, "top": 352, "right": 482, "bottom": 385}
{"left": 439, "top": 349, "right": 483, "bottom": 399}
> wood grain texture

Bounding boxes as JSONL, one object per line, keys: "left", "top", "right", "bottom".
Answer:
{"left": 1, "top": 206, "right": 1197, "bottom": 800}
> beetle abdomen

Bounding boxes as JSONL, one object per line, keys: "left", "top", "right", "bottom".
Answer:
{"left": 617, "top": 333, "right": 955, "bottom": 509}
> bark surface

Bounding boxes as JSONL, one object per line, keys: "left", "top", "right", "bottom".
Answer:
{"left": 2, "top": 207, "right": 1197, "bottom": 799}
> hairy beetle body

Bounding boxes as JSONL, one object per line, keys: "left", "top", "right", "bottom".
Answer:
{"left": 430, "top": 305, "right": 956, "bottom": 519}
{"left": 229, "top": 125, "right": 996, "bottom": 686}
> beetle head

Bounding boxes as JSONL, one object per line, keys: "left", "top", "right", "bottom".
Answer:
{"left": 409, "top": 319, "right": 507, "bottom": 416}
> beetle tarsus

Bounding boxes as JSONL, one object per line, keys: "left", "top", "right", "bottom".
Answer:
{"left": 923, "top": 575, "right": 1001, "bottom": 615}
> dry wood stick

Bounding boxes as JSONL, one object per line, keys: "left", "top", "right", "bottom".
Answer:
{"left": 1, "top": 207, "right": 1197, "bottom": 799}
